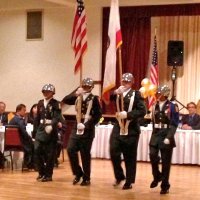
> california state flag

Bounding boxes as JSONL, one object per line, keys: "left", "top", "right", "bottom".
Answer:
{"left": 102, "top": 0, "right": 122, "bottom": 104}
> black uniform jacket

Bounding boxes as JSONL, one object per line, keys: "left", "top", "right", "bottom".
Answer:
{"left": 111, "top": 89, "right": 147, "bottom": 137}
{"left": 62, "top": 92, "right": 102, "bottom": 139}
{"left": 150, "top": 100, "right": 179, "bottom": 148}
{"left": 34, "top": 98, "right": 61, "bottom": 143}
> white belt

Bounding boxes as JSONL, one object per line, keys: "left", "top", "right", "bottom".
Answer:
{"left": 40, "top": 119, "right": 52, "bottom": 124}
{"left": 154, "top": 123, "right": 168, "bottom": 129}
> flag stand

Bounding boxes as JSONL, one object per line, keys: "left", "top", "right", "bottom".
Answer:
{"left": 170, "top": 66, "right": 186, "bottom": 111}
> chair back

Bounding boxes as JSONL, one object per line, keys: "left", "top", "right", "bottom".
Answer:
{"left": 4, "top": 125, "right": 23, "bottom": 151}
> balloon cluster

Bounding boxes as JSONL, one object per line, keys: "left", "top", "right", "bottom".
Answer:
{"left": 139, "top": 78, "right": 157, "bottom": 98}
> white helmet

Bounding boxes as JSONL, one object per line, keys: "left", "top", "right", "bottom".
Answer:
{"left": 82, "top": 78, "right": 94, "bottom": 88}
{"left": 157, "top": 85, "right": 170, "bottom": 97}
{"left": 122, "top": 73, "right": 134, "bottom": 82}
{"left": 42, "top": 84, "right": 55, "bottom": 94}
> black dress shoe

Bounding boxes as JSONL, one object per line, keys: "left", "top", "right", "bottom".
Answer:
{"left": 36, "top": 175, "right": 44, "bottom": 181}
{"left": 160, "top": 189, "right": 169, "bottom": 194}
{"left": 80, "top": 180, "right": 91, "bottom": 186}
{"left": 73, "top": 176, "right": 81, "bottom": 185}
{"left": 150, "top": 177, "right": 162, "bottom": 188}
{"left": 41, "top": 176, "right": 53, "bottom": 182}
{"left": 122, "top": 183, "right": 132, "bottom": 190}
{"left": 113, "top": 178, "right": 125, "bottom": 186}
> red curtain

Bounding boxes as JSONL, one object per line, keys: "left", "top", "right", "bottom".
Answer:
{"left": 101, "top": 3, "right": 200, "bottom": 115}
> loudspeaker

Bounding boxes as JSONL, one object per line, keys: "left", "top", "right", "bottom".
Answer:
{"left": 167, "top": 41, "right": 184, "bottom": 66}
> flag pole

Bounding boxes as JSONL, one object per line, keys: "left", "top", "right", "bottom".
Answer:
{"left": 154, "top": 27, "right": 157, "bottom": 37}
{"left": 118, "top": 46, "right": 125, "bottom": 132}
{"left": 76, "top": 63, "right": 82, "bottom": 125}
{"left": 118, "top": 47, "right": 123, "bottom": 82}
{"left": 80, "top": 63, "right": 82, "bottom": 85}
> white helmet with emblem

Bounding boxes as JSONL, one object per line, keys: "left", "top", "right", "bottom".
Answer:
{"left": 42, "top": 84, "right": 55, "bottom": 94}
{"left": 122, "top": 73, "right": 134, "bottom": 82}
{"left": 82, "top": 78, "right": 94, "bottom": 88}
{"left": 157, "top": 85, "right": 170, "bottom": 97}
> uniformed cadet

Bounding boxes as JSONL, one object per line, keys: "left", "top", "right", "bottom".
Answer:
{"left": 34, "top": 84, "right": 61, "bottom": 182}
{"left": 110, "top": 73, "right": 146, "bottom": 190}
{"left": 62, "top": 78, "right": 102, "bottom": 186}
{"left": 149, "top": 85, "right": 179, "bottom": 194}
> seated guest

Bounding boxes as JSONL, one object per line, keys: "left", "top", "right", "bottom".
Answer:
{"left": 0, "top": 101, "right": 8, "bottom": 125}
{"left": 27, "top": 103, "right": 38, "bottom": 139}
{"left": 181, "top": 102, "right": 200, "bottom": 130}
{"left": 9, "top": 104, "right": 35, "bottom": 169}
{"left": 27, "top": 103, "right": 38, "bottom": 124}
{"left": 0, "top": 101, "right": 8, "bottom": 168}
{"left": 54, "top": 115, "right": 67, "bottom": 167}
{"left": 197, "top": 100, "right": 200, "bottom": 115}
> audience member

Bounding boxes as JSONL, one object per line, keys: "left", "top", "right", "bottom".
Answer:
{"left": 181, "top": 102, "right": 200, "bottom": 130}
{"left": 27, "top": 103, "right": 38, "bottom": 124}
{"left": 54, "top": 114, "right": 67, "bottom": 167}
{"left": 9, "top": 104, "right": 35, "bottom": 169}
{"left": 0, "top": 101, "right": 8, "bottom": 125}
{"left": 27, "top": 103, "right": 38, "bottom": 139}
{"left": 0, "top": 101, "right": 8, "bottom": 168}
{"left": 196, "top": 100, "right": 200, "bottom": 115}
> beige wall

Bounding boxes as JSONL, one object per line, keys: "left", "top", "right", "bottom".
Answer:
{"left": 0, "top": 0, "right": 102, "bottom": 114}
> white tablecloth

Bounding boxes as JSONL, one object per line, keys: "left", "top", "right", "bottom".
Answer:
{"left": 91, "top": 125, "right": 200, "bottom": 165}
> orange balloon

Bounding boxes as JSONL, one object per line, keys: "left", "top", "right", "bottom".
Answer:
{"left": 139, "top": 87, "right": 148, "bottom": 98}
{"left": 148, "top": 84, "right": 157, "bottom": 96}
{"left": 141, "top": 78, "right": 150, "bottom": 89}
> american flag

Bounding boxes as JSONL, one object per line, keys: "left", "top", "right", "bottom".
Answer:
{"left": 148, "top": 35, "right": 159, "bottom": 109}
{"left": 71, "top": 0, "right": 87, "bottom": 74}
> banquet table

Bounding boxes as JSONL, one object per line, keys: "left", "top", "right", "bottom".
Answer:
{"left": 91, "top": 124, "right": 200, "bottom": 165}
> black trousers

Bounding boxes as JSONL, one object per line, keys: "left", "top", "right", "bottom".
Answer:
{"left": 34, "top": 140, "right": 56, "bottom": 178}
{"left": 110, "top": 135, "right": 139, "bottom": 184}
{"left": 67, "top": 137, "right": 93, "bottom": 181}
{"left": 149, "top": 145, "right": 173, "bottom": 190}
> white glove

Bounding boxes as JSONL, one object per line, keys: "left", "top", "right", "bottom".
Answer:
{"left": 75, "top": 87, "right": 85, "bottom": 96}
{"left": 118, "top": 111, "right": 127, "bottom": 119}
{"left": 77, "top": 123, "right": 85, "bottom": 130}
{"left": 115, "top": 86, "right": 126, "bottom": 95}
{"left": 164, "top": 138, "right": 170, "bottom": 145}
{"left": 45, "top": 125, "right": 53, "bottom": 134}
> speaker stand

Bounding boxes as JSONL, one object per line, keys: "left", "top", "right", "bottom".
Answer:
{"left": 170, "top": 66, "right": 187, "bottom": 111}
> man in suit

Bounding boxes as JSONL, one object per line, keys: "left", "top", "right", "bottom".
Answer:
{"left": 110, "top": 73, "right": 146, "bottom": 190}
{"left": 0, "top": 101, "right": 8, "bottom": 168}
{"left": 149, "top": 85, "right": 179, "bottom": 195}
{"left": 62, "top": 78, "right": 102, "bottom": 186}
{"left": 181, "top": 102, "right": 200, "bottom": 130}
{"left": 9, "top": 104, "right": 34, "bottom": 169}
{"left": 34, "top": 84, "right": 61, "bottom": 182}
{"left": 0, "top": 101, "right": 8, "bottom": 125}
